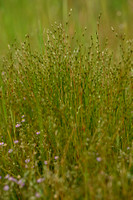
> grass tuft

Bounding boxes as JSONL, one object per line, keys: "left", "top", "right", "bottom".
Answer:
{"left": 0, "top": 20, "right": 133, "bottom": 199}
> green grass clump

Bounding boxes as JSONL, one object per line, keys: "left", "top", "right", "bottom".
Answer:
{"left": 0, "top": 22, "right": 133, "bottom": 200}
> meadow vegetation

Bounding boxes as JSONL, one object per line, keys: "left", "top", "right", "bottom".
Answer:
{"left": 0, "top": 1, "right": 133, "bottom": 200}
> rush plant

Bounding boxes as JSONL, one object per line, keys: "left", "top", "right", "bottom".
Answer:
{"left": 0, "top": 20, "right": 132, "bottom": 200}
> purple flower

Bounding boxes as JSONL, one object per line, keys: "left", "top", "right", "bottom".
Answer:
{"left": 25, "top": 159, "right": 30, "bottom": 163}
{"left": 44, "top": 161, "right": 48, "bottom": 165}
{"left": 8, "top": 177, "right": 17, "bottom": 183}
{"left": 15, "top": 123, "right": 21, "bottom": 128}
{"left": 3, "top": 185, "right": 9, "bottom": 191}
{"left": 37, "top": 178, "right": 45, "bottom": 183}
{"left": 127, "top": 147, "right": 130, "bottom": 150}
{"left": 17, "top": 179, "right": 25, "bottom": 188}
{"left": 35, "top": 192, "right": 41, "bottom": 198}
{"left": 21, "top": 115, "right": 25, "bottom": 118}
{"left": 36, "top": 131, "right": 40, "bottom": 135}
{"left": 0, "top": 176, "right": 2, "bottom": 179}
{"left": 14, "top": 140, "right": 19, "bottom": 144}
{"left": 5, "top": 174, "right": 10, "bottom": 179}
{"left": 54, "top": 156, "right": 59, "bottom": 160}
{"left": 21, "top": 119, "right": 25, "bottom": 122}
{"left": 96, "top": 157, "right": 102, "bottom": 162}
{"left": 8, "top": 149, "right": 13, "bottom": 153}
{"left": 0, "top": 142, "right": 4, "bottom": 146}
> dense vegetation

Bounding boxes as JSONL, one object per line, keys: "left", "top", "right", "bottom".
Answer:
{"left": 0, "top": 1, "right": 133, "bottom": 199}
{"left": 0, "top": 19, "right": 133, "bottom": 199}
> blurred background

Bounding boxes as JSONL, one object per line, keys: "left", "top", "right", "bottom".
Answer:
{"left": 0, "top": 0, "right": 133, "bottom": 54}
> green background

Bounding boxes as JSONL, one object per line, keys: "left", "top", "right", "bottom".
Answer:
{"left": 0, "top": 0, "right": 132, "bottom": 54}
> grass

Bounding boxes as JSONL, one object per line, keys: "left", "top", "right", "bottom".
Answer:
{"left": 0, "top": 16, "right": 133, "bottom": 199}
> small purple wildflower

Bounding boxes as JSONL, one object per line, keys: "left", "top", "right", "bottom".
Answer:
{"left": 8, "top": 149, "right": 13, "bottom": 153}
{"left": 96, "top": 157, "right": 102, "bottom": 162}
{"left": 25, "top": 159, "right": 30, "bottom": 163}
{"left": 8, "top": 177, "right": 17, "bottom": 183}
{"left": 14, "top": 140, "right": 19, "bottom": 144}
{"left": 5, "top": 174, "right": 10, "bottom": 179}
{"left": 21, "top": 119, "right": 25, "bottom": 122}
{"left": 0, "top": 142, "right": 4, "bottom": 146}
{"left": 44, "top": 161, "right": 48, "bottom": 165}
{"left": 127, "top": 147, "right": 130, "bottom": 150}
{"left": 21, "top": 115, "right": 25, "bottom": 118}
{"left": 36, "top": 131, "right": 40, "bottom": 135}
{"left": 37, "top": 178, "right": 45, "bottom": 183}
{"left": 0, "top": 176, "right": 2, "bottom": 179}
{"left": 54, "top": 156, "right": 59, "bottom": 160}
{"left": 15, "top": 123, "right": 21, "bottom": 128}
{"left": 35, "top": 192, "right": 41, "bottom": 198}
{"left": 17, "top": 179, "right": 25, "bottom": 188}
{"left": 3, "top": 185, "right": 9, "bottom": 191}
